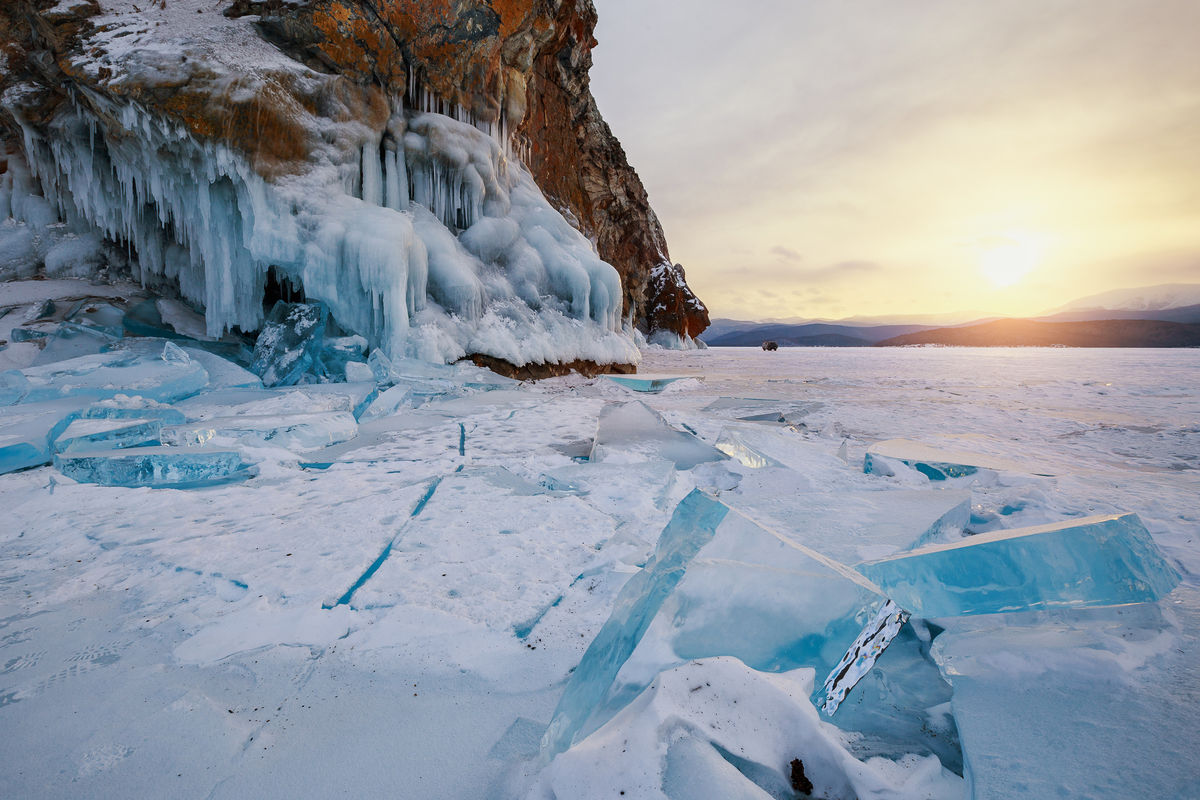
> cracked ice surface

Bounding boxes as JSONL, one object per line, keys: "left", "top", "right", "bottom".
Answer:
{"left": 1, "top": 344, "right": 1198, "bottom": 799}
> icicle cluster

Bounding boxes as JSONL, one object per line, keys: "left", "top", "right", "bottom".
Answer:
{"left": 3, "top": 87, "right": 635, "bottom": 367}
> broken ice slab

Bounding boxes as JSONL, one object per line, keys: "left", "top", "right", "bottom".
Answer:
{"left": 161, "top": 411, "right": 358, "bottom": 452}
{"left": 606, "top": 374, "right": 696, "bottom": 393}
{"left": 14, "top": 346, "right": 209, "bottom": 404}
{"left": 864, "top": 438, "right": 1053, "bottom": 480}
{"left": 30, "top": 322, "right": 120, "bottom": 366}
{"left": 52, "top": 417, "right": 161, "bottom": 453}
{"left": 726, "top": 483, "right": 971, "bottom": 565}
{"left": 250, "top": 301, "right": 328, "bottom": 387}
{"left": 54, "top": 446, "right": 251, "bottom": 488}
{"left": 173, "top": 382, "right": 378, "bottom": 422}
{"left": 180, "top": 347, "right": 262, "bottom": 390}
{"left": 714, "top": 426, "right": 785, "bottom": 468}
{"left": 856, "top": 513, "right": 1180, "bottom": 618}
{"left": 0, "top": 398, "right": 86, "bottom": 474}
{"left": 316, "top": 335, "right": 368, "bottom": 379}
{"left": 589, "top": 401, "right": 726, "bottom": 470}
{"left": 83, "top": 396, "right": 187, "bottom": 425}
{"left": 0, "top": 370, "right": 30, "bottom": 405}
{"left": 542, "top": 489, "right": 730, "bottom": 756}
{"left": 64, "top": 299, "right": 126, "bottom": 337}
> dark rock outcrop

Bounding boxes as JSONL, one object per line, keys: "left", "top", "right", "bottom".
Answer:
{"left": 0, "top": 0, "right": 708, "bottom": 341}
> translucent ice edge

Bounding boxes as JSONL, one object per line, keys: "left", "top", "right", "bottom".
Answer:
{"left": 606, "top": 375, "right": 693, "bottom": 393}
{"left": 857, "top": 512, "right": 1181, "bottom": 617}
{"left": 864, "top": 438, "right": 1054, "bottom": 479}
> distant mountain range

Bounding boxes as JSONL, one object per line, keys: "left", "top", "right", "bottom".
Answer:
{"left": 702, "top": 283, "right": 1200, "bottom": 348}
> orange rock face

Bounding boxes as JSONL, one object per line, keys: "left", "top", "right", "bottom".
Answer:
{"left": 0, "top": 0, "right": 708, "bottom": 338}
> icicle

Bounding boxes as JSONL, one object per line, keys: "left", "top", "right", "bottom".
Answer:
{"left": 361, "top": 141, "right": 383, "bottom": 206}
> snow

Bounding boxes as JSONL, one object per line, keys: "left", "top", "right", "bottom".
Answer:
{"left": 1, "top": 344, "right": 1198, "bottom": 798}
{"left": 1052, "top": 282, "right": 1200, "bottom": 312}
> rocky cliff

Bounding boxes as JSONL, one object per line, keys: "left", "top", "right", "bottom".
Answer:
{"left": 0, "top": 0, "right": 708, "bottom": 361}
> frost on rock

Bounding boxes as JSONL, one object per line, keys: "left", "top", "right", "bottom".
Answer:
{"left": 54, "top": 446, "right": 250, "bottom": 488}
{"left": 857, "top": 513, "right": 1181, "bottom": 617}
{"left": 250, "top": 301, "right": 329, "bottom": 388}
{"left": 4, "top": 93, "right": 639, "bottom": 369}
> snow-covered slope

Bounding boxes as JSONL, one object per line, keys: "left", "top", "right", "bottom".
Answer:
{"left": 1051, "top": 283, "right": 1200, "bottom": 313}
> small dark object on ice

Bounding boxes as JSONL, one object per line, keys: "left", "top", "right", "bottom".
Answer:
{"left": 762, "top": 340, "right": 779, "bottom": 351}
{"left": 789, "top": 758, "right": 814, "bottom": 795}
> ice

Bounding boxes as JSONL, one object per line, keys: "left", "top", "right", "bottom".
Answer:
{"left": 714, "top": 426, "right": 786, "bottom": 468}
{"left": 83, "top": 395, "right": 186, "bottom": 425}
{"left": 173, "top": 382, "right": 378, "bottom": 422}
{"left": 54, "top": 446, "right": 250, "bottom": 488}
{"left": 53, "top": 416, "right": 161, "bottom": 453}
{"left": 589, "top": 401, "right": 726, "bottom": 469}
{"left": 534, "top": 658, "right": 963, "bottom": 800}
{"left": 179, "top": 346, "right": 262, "bottom": 390}
{"left": 606, "top": 374, "right": 694, "bottom": 393}
{"left": 541, "top": 489, "right": 730, "bottom": 757}
{"left": 0, "top": 397, "right": 86, "bottom": 473}
{"left": 864, "top": 438, "right": 1053, "bottom": 480}
{"left": 317, "top": 335, "right": 368, "bottom": 381}
{"left": 13, "top": 345, "right": 209, "bottom": 404}
{"left": 28, "top": 322, "right": 119, "bottom": 366}
{"left": 857, "top": 513, "right": 1180, "bottom": 617}
{"left": 161, "top": 411, "right": 358, "bottom": 452}
{"left": 250, "top": 301, "right": 328, "bottom": 387}
{"left": 12, "top": 98, "right": 636, "bottom": 367}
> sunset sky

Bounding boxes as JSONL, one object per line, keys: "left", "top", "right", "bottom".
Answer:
{"left": 590, "top": 0, "right": 1200, "bottom": 321}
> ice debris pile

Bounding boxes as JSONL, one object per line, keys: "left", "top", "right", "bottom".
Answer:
{"left": 0, "top": 282, "right": 528, "bottom": 486}
{"left": 1, "top": 91, "right": 639, "bottom": 368}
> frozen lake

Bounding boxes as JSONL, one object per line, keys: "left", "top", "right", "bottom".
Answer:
{"left": 2, "top": 345, "right": 1198, "bottom": 798}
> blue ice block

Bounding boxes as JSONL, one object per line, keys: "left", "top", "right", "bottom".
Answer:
{"left": 29, "top": 322, "right": 120, "bottom": 366}
{"left": 54, "top": 446, "right": 250, "bottom": 488}
{"left": 541, "top": 490, "right": 729, "bottom": 756}
{"left": 250, "top": 301, "right": 329, "bottom": 387}
{"left": 53, "top": 417, "right": 162, "bottom": 453}
{"left": 864, "top": 438, "right": 1053, "bottom": 480}
{"left": 857, "top": 513, "right": 1180, "bottom": 617}
{"left": 16, "top": 347, "right": 209, "bottom": 404}
{"left": 83, "top": 399, "right": 187, "bottom": 425}
{"left": 606, "top": 374, "right": 694, "bottom": 393}
{"left": 0, "top": 398, "right": 87, "bottom": 474}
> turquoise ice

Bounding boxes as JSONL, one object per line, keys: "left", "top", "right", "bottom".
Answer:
{"left": 250, "top": 301, "right": 329, "bottom": 387}
{"left": 53, "top": 417, "right": 161, "bottom": 453}
{"left": 54, "top": 446, "right": 249, "bottom": 488}
{"left": 14, "top": 346, "right": 209, "bottom": 404}
{"left": 857, "top": 513, "right": 1180, "bottom": 617}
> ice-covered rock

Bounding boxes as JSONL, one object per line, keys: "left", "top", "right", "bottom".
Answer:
{"left": 857, "top": 512, "right": 1180, "bottom": 617}
{"left": 250, "top": 301, "right": 329, "bottom": 388}
{"left": 54, "top": 446, "right": 250, "bottom": 488}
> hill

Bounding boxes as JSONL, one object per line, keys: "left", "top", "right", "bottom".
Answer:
{"left": 877, "top": 318, "right": 1200, "bottom": 348}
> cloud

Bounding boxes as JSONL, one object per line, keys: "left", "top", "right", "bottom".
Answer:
{"left": 769, "top": 245, "right": 802, "bottom": 261}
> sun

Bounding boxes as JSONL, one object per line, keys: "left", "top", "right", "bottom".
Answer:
{"left": 978, "top": 233, "right": 1043, "bottom": 288}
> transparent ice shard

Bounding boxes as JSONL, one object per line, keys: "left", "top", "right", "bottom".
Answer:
{"left": 864, "top": 438, "right": 1053, "bottom": 480}
{"left": 606, "top": 374, "right": 693, "bottom": 393}
{"left": 857, "top": 513, "right": 1180, "bottom": 617}
{"left": 714, "top": 427, "right": 785, "bottom": 469}
{"left": 16, "top": 346, "right": 209, "bottom": 404}
{"left": 64, "top": 300, "right": 126, "bottom": 337}
{"left": 161, "top": 410, "right": 358, "bottom": 452}
{"left": 0, "top": 370, "right": 31, "bottom": 405}
{"left": 316, "top": 335, "right": 368, "bottom": 380}
{"left": 30, "top": 322, "right": 119, "bottom": 366}
{"left": 54, "top": 446, "right": 251, "bottom": 488}
{"left": 249, "top": 301, "right": 329, "bottom": 387}
{"left": 53, "top": 416, "right": 161, "bottom": 453}
{"left": 590, "top": 401, "right": 726, "bottom": 469}
{"left": 542, "top": 490, "right": 729, "bottom": 757}
{"left": 0, "top": 398, "right": 86, "bottom": 473}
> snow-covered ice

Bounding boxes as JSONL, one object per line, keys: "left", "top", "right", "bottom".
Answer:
{"left": 1, "top": 340, "right": 1198, "bottom": 798}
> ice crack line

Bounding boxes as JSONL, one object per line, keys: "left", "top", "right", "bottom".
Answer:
{"left": 324, "top": 475, "right": 444, "bottom": 609}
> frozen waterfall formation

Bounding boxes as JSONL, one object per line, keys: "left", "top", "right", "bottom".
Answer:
{"left": 0, "top": 0, "right": 708, "bottom": 372}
